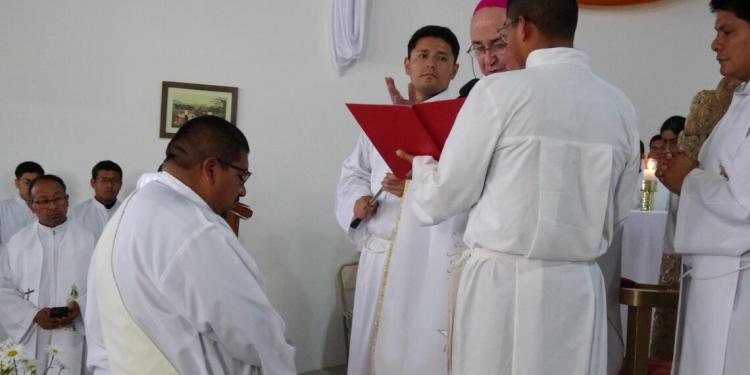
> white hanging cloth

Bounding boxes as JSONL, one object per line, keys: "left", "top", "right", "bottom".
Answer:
{"left": 330, "top": 0, "right": 368, "bottom": 72}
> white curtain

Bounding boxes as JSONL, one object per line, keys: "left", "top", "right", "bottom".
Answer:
{"left": 330, "top": 0, "right": 368, "bottom": 73}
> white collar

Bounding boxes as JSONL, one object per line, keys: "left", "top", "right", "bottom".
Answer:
{"left": 526, "top": 47, "right": 591, "bottom": 70}
{"left": 424, "top": 89, "right": 454, "bottom": 102}
{"left": 91, "top": 197, "right": 118, "bottom": 211}
{"left": 36, "top": 218, "right": 70, "bottom": 235}
{"left": 156, "top": 172, "right": 214, "bottom": 213}
{"left": 736, "top": 81, "right": 749, "bottom": 96}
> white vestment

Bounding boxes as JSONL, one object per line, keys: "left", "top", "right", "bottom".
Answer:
{"left": 672, "top": 81, "right": 750, "bottom": 375}
{"left": 373, "top": 186, "right": 467, "bottom": 375}
{"left": 408, "top": 48, "right": 640, "bottom": 375}
{"left": 0, "top": 219, "right": 95, "bottom": 374}
{"left": 135, "top": 172, "right": 159, "bottom": 189}
{"left": 0, "top": 195, "right": 34, "bottom": 247}
{"left": 334, "top": 90, "right": 453, "bottom": 375}
{"left": 0, "top": 194, "right": 35, "bottom": 341}
{"left": 70, "top": 198, "right": 121, "bottom": 240}
{"left": 85, "top": 172, "right": 296, "bottom": 375}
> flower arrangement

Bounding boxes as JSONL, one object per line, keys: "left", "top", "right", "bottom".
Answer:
{"left": 0, "top": 340, "right": 66, "bottom": 375}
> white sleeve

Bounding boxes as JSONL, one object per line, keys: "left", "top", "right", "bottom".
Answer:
{"left": 334, "top": 133, "right": 374, "bottom": 243}
{"left": 0, "top": 246, "right": 37, "bottom": 342}
{"left": 410, "top": 80, "right": 502, "bottom": 225}
{"left": 675, "top": 134, "right": 750, "bottom": 256}
{"left": 161, "top": 225, "right": 297, "bottom": 375}
{"left": 613, "top": 104, "right": 641, "bottom": 233}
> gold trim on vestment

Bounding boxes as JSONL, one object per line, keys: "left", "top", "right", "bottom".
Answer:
{"left": 368, "top": 181, "right": 409, "bottom": 374}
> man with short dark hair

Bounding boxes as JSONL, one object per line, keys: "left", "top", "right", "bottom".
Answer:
{"left": 0, "top": 174, "right": 95, "bottom": 374}
{"left": 0, "top": 161, "right": 44, "bottom": 246}
{"left": 658, "top": 1, "right": 750, "bottom": 373}
{"left": 335, "top": 25, "right": 460, "bottom": 375}
{"left": 659, "top": 115, "right": 686, "bottom": 156}
{"left": 386, "top": 0, "right": 510, "bottom": 103}
{"left": 70, "top": 160, "right": 123, "bottom": 239}
{"left": 85, "top": 115, "right": 295, "bottom": 375}
{"left": 648, "top": 134, "right": 666, "bottom": 159}
{"left": 397, "top": 0, "right": 639, "bottom": 373}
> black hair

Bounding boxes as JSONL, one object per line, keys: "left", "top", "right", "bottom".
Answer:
{"left": 649, "top": 134, "right": 663, "bottom": 145}
{"left": 28, "top": 174, "right": 66, "bottom": 198}
{"left": 407, "top": 25, "right": 461, "bottom": 62}
{"left": 92, "top": 160, "right": 123, "bottom": 180}
{"left": 165, "top": 115, "right": 249, "bottom": 169}
{"left": 710, "top": 0, "right": 750, "bottom": 23}
{"left": 507, "top": 0, "right": 578, "bottom": 41}
{"left": 639, "top": 140, "right": 644, "bottom": 155}
{"left": 14, "top": 161, "right": 44, "bottom": 179}
{"left": 660, "top": 116, "right": 686, "bottom": 135}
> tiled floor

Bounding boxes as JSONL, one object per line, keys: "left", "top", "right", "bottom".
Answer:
{"left": 300, "top": 364, "right": 346, "bottom": 375}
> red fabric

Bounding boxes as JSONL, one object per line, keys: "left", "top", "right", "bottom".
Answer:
{"left": 474, "top": 0, "right": 508, "bottom": 14}
{"left": 648, "top": 360, "right": 672, "bottom": 375}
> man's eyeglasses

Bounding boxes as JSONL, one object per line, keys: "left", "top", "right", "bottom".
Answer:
{"left": 467, "top": 39, "right": 508, "bottom": 59}
{"left": 218, "top": 159, "right": 252, "bottom": 184}
{"left": 32, "top": 195, "right": 68, "bottom": 207}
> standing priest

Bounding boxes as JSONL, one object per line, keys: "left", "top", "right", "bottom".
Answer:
{"left": 85, "top": 115, "right": 295, "bottom": 375}
{"left": 0, "top": 161, "right": 44, "bottom": 247}
{"left": 70, "top": 160, "right": 123, "bottom": 240}
{"left": 658, "top": 1, "right": 750, "bottom": 373}
{"left": 397, "top": 0, "right": 640, "bottom": 373}
{"left": 335, "top": 25, "right": 459, "bottom": 375}
{"left": 0, "top": 175, "right": 95, "bottom": 374}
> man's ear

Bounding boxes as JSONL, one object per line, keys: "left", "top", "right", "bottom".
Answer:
{"left": 200, "top": 157, "right": 220, "bottom": 185}
{"left": 90, "top": 179, "right": 96, "bottom": 189}
{"left": 450, "top": 63, "right": 459, "bottom": 79}
{"left": 518, "top": 16, "right": 533, "bottom": 42}
{"left": 404, "top": 56, "right": 411, "bottom": 76}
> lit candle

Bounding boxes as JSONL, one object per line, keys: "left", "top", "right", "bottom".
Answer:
{"left": 643, "top": 158, "right": 657, "bottom": 181}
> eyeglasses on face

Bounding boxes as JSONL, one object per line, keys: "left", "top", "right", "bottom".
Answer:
{"left": 95, "top": 177, "right": 122, "bottom": 186}
{"left": 32, "top": 195, "right": 68, "bottom": 207}
{"left": 467, "top": 39, "right": 508, "bottom": 59}
{"left": 217, "top": 159, "right": 252, "bottom": 184}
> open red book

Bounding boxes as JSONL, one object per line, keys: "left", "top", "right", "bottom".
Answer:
{"left": 346, "top": 98, "right": 466, "bottom": 179}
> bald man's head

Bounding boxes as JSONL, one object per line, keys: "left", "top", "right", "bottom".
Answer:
{"left": 165, "top": 115, "right": 249, "bottom": 168}
{"left": 470, "top": 6, "right": 510, "bottom": 75}
{"left": 164, "top": 115, "right": 250, "bottom": 217}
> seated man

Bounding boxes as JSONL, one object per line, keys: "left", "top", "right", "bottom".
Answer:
{"left": 0, "top": 175, "right": 96, "bottom": 374}
{"left": 0, "top": 161, "right": 44, "bottom": 246}
{"left": 71, "top": 160, "right": 123, "bottom": 239}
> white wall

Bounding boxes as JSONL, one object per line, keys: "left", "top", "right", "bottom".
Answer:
{"left": 0, "top": 0, "right": 721, "bottom": 371}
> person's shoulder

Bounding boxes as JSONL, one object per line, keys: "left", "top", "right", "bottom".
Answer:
{"left": 70, "top": 198, "right": 92, "bottom": 214}
{"left": 67, "top": 219, "right": 96, "bottom": 244}
{"left": 5, "top": 222, "right": 36, "bottom": 250}
{"left": 0, "top": 197, "right": 15, "bottom": 211}
{"left": 128, "top": 180, "right": 217, "bottom": 231}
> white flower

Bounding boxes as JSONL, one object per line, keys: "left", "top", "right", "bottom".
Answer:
{"left": 67, "top": 284, "right": 79, "bottom": 303}
{"left": 1, "top": 343, "right": 22, "bottom": 361}
{"left": 46, "top": 345, "right": 62, "bottom": 356}
{"left": 25, "top": 361, "right": 38, "bottom": 374}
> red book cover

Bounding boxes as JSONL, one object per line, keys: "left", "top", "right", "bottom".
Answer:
{"left": 346, "top": 98, "right": 466, "bottom": 179}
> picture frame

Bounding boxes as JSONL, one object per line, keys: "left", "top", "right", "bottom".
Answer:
{"left": 160, "top": 81, "right": 238, "bottom": 139}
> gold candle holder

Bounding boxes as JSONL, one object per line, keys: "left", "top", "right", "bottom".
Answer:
{"left": 640, "top": 180, "right": 657, "bottom": 211}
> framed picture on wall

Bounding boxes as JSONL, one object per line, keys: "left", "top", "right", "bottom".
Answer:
{"left": 160, "top": 81, "right": 238, "bottom": 138}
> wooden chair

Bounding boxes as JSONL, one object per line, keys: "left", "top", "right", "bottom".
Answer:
{"left": 338, "top": 262, "right": 359, "bottom": 359}
{"left": 619, "top": 282, "right": 679, "bottom": 375}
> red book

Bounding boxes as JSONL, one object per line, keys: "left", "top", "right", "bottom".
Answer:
{"left": 346, "top": 98, "right": 466, "bottom": 179}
